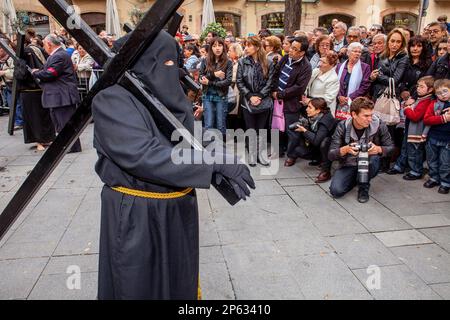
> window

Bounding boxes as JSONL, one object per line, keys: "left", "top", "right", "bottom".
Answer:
{"left": 261, "top": 13, "right": 285, "bottom": 34}
{"left": 382, "top": 13, "right": 418, "bottom": 34}
{"left": 215, "top": 12, "right": 241, "bottom": 37}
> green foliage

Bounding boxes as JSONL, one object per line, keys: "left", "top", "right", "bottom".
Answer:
{"left": 200, "top": 22, "right": 227, "bottom": 41}
{"left": 129, "top": 6, "right": 146, "bottom": 26}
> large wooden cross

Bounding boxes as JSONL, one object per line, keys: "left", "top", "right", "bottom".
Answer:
{"left": 0, "top": 0, "right": 240, "bottom": 240}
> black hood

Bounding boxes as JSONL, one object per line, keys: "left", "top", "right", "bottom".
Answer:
{"left": 115, "top": 30, "right": 195, "bottom": 133}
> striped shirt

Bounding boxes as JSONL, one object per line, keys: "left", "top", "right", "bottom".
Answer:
{"left": 278, "top": 57, "right": 302, "bottom": 92}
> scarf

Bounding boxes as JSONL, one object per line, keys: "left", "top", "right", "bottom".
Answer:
{"left": 338, "top": 59, "right": 363, "bottom": 98}
{"left": 309, "top": 113, "right": 324, "bottom": 133}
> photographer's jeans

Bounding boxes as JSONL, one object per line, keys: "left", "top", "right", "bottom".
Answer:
{"left": 203, "top": 99, "right": 227, "bottom": 135}
{"left": 426, "top": 139, "right": 450, "bottom": 188}
{"left": 330, "top": 155, "right": 381, "bottom": 198}
{"left": 4, "top": 87, "right": 24, "bottom": 126}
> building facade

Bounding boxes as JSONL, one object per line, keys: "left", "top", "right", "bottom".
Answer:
{"left": 6, "top": 0, "right": 450, "bottom": 37}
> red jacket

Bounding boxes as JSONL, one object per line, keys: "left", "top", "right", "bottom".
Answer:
{"left": 404, "top": 96, "right": 433, "bottom": 123}
{"left": 424, "top": 99, "right": 446, "bottom": 126}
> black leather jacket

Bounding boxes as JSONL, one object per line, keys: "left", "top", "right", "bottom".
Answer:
{"left": 198, "top": 59, "right": 233, "bottom": 97}
{"left": 371, "top": 51, "right": 409, "bottom": 99}
{"left": 426, "top": 53, "right": 450, "bottom": 80}
{"left": 236, "top": 56, "right": 275, "bottom": 101}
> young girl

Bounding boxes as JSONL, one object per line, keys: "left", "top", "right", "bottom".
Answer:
{"left": 199, "top": 37, "right": 233, "bottom": 136}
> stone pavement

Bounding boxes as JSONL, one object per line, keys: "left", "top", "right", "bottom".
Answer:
{"left": 0, "top": 115, "right": 449, "bottom": 300}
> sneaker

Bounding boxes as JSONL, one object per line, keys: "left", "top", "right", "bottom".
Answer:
{"left": 438, "top": 186, "right": 449, "bottom": 194}
{"left": 423, "top": 179, "right": 440, "bottom": 188}
{"left": 13, "top": 125, "right": 23, "bottom": 131}
{"left": 403, "top": 173, "right": 422, "bottom": 181}
{"left": 357, "top": 187, "right": 370, "bottom": 203}
{"left": 387, "top": 167, "right": 403, "bottom": 175}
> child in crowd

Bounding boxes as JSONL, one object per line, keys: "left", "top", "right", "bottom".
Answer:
{"left": 388, "top": 76, "right": 435, "bottom": 179}
{"left": 423, "top": 79, "right": 450, "bottom": 194}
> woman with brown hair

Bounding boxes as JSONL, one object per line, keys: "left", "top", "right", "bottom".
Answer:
{"left": 264, "top": 35, "right": 282, "bottom": 63}
{"left": 309, "top": 35, "right": 333, "bottom": 69}
{"left": 237, "top": 36, "right": 275, "bottom": 166}
{"left": 199, "top": 37, "right": 233, "bottom": 135}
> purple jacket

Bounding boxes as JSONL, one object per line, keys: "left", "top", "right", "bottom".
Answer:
{"left": 336, "top": 61, "right": 371, "bottom": 100}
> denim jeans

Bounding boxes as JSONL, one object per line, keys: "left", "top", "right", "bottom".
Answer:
{"left": 393, "top": 128, "right": 407, "bottom": 172}
{"left": 406, "top": 142, "right": 425, "bottom": 176}
{"left": 330, "top": 156, "right": 381, "bottom": 198}
{"left": 426, "top": 139, "right": 450, "bottom": 188}
{"left": 203, "top": 98, "right": 227, "bottom": 135}
{"left": 4, "top": 87, "right": 24, "bottom": 126}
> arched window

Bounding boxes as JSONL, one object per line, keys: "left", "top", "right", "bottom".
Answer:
{"left": 382, "top": 12, "right": 418, "bottom": 34}
{"left": 318, "top": 14, "right": 355, "bottom": 31}
{"left": 215, "top": 12, "right": 241, "bottom": 37}
{"left": 80, "top": 12, "right": 106, "bottom": 35}
{"left": 261, "top": 12, "right": 285, "bottom": 34}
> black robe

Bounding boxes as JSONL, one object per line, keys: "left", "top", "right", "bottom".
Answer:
{"left": 92, "top": 31, "right": 214, "bottom": 300}
{"left": 19, "top": 45, "right": 55, "bottom": 144}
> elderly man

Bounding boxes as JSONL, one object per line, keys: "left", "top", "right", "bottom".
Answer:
{"left": 332, "top": 22, "right": 348, "bottom": 53}
{"left": 339, "top": 26, "right": 370, "bottom": 63}
{"left": 31, "top": 34, "right": 81, "bottom": 153}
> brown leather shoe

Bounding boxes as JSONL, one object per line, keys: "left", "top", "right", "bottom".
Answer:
{"left": 284, "top": 158, "right": 296, "bottom": 167}
{"left": 315, "top": 171, "right": 331, "bottom": 183}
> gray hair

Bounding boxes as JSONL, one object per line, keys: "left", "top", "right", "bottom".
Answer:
{"left": 44, "top": 34, "right": 62, "bottom": 46}
{"left": 335, "top": 22, "right": 348, "bottom": 32}
{"left": 372, "top": 33, "right": 387, "bottom": 43}
{"left": 347, "top": 26, "right": 361, "bottom": 36}
{"left": 347, "top": 42, "right": 363, "bottom": 54}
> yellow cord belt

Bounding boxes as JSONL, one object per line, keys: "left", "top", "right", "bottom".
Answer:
{"left": 111, "top": 186, "right": 193, "bottom": 199}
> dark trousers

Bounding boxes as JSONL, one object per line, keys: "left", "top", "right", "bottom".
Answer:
{"left": 291, "top": 136, "right": 332, "bottom": 171}
{"left": 50, "top": 105, "right": 82, "bottom": 153}
{"left": 285, "top": 112, "right": 302, "bottom": 159}
{"left": 330, "top": 156, "right": 381, "bottom": 198}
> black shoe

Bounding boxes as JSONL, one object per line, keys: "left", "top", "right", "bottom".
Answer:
{"left": 308, "top": 160, "right": 320, "bottom": 166}
{"left": 438, "top": 186, "right": 449, "bottom": 194}
{"left": 249, "top": 163, "right": 257, "bottom": 167}
{"left": 403, "top": 173, "right": 422, "bottom": 181}
{"left": 257, "top": 157, "right": 270, "bottom": 167}
{"left": 357, "top": 187, "right": 370, "bottom": 203}
{"left": 387, "top": 168, "right": 403, "bottom": 175}
{"left": 424, "top": 179, "right": 440, "bottom": 188}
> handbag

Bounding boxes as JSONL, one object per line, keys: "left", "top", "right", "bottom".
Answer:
{"left": 374, "top": 77, "right": 401, "bottom": 125}
{"left": 241, "top": 96, "right": 273, "bottom": 114}
{"left": 335, "top": 100, "right": 352, "bottom": 120}
{"left": 271, "top": 100, "right": 285, "bottom": 132}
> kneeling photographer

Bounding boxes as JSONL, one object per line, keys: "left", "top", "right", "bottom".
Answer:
{"left": 290, "top": 98, "right": 337, "bottom": 183}
{"left": 328, "top": 97, "right": 394, "bottom": 203}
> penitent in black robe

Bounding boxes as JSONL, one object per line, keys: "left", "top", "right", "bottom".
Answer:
{"left": 92, "top": 31, "right": 214, "bottom": 300}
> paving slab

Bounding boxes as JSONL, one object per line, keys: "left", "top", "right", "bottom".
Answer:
{"left": 374, "top": 230, "right": 433, "bottom": 247}
{"left": 402, "top": 214, "right": 450, "bottom": 229}
{"left": 0, "top": 258, "right": 49, "bottom": 299}
{"left": 429, "top": 283, "right": 450, "bottom": 300}
{"left": 419, "top": 227, "right": 450, "bottom": 253}
{"left": 288, "top": 253, "right": 372, "bottom": 300}
{"left": 327, "top": 234, "right": 402, "bottom": 270}
{"left": 353, "top": 265, "right": 442, "bottom": 300}
{"left": 390, "top": 244, "right": 450, "bottom": 284}
{"left": 200, "top": 262, "right": 235, "bottom": 300}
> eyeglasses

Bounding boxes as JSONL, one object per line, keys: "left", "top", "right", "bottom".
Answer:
{"left": 290, "top": 46, "right": 302, "bottom": 52}
{"left": 436, "top": 89, "right": 449, "bottom": 96}
{"left": 429, "top": 29, "right": 441, "bottom": 34}
{"left": 370, "top": 28, "right": 379, "bottom": 32}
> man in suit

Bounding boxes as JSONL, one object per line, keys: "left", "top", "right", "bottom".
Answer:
{"left": 31, "top": 34, "right": 81, "bottom": 153}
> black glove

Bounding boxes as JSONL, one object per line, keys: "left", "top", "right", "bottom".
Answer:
{"left": 13, "top": 59, "right": 29, "bottom": 81}
{"left": 213, "top": 160, "right": 255, "bottom": 201}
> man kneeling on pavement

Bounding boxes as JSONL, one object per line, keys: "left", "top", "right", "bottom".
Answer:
{"left": 328, "top": 97, "right": 395, "bottom": 203}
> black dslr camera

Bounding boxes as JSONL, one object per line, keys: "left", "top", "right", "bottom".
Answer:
{"left": 351, "top": 142, "right": 373, "bottom": 184}
{"left": 288, "top": 116, "right": 309, "bottom": 130}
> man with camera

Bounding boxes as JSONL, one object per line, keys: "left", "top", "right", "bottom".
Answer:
{"left": 328, "top": 97, "right": 394, "bottom": 203}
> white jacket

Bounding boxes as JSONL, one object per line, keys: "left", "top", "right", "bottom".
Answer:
{"left": 306, "top": 67, "right": 340, "bottom": 116}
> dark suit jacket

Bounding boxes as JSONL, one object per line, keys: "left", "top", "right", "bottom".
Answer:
{"left": 273, "top": 55, "right": 312, "bottom": 114}
{"left": 34, "top": 47, "right": 80, "bottom": 109}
